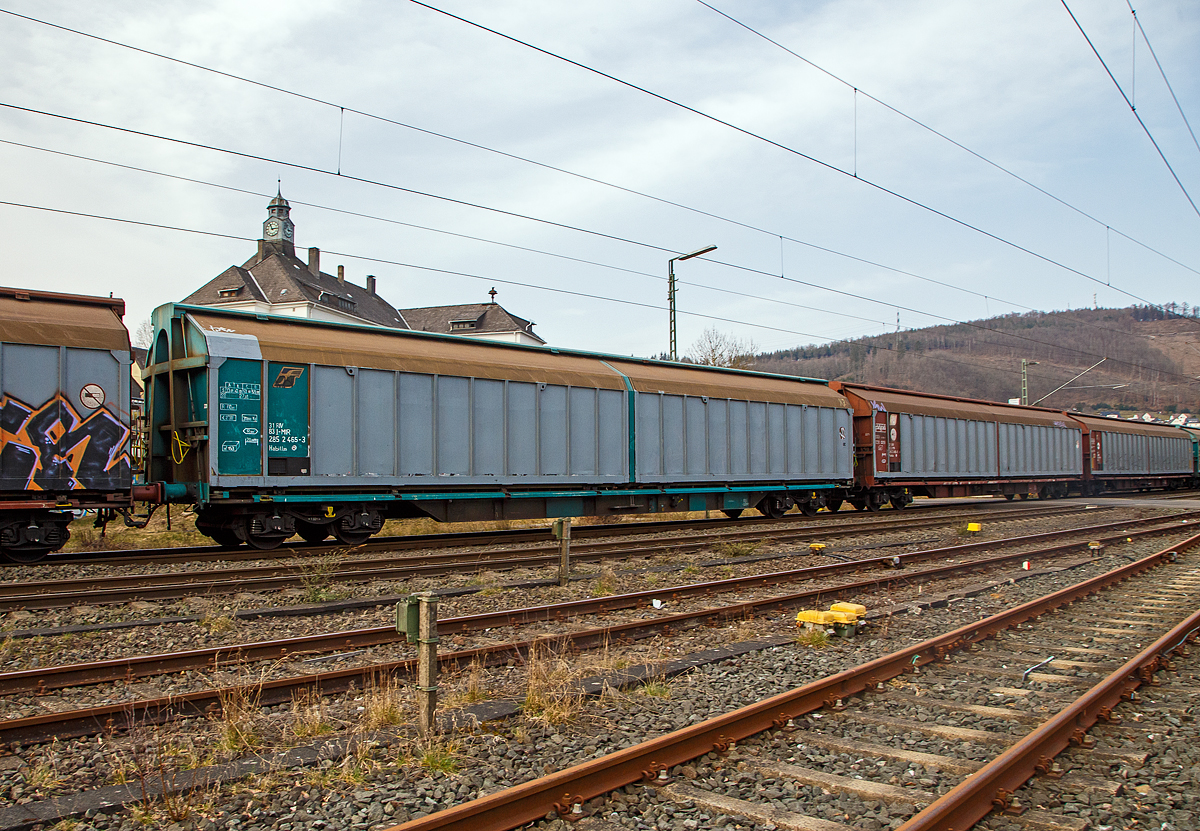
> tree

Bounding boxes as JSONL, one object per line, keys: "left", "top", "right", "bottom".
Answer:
{"left": 132, "top": 318, "right": 154, "bottom": 350}
{"left": 686, "top": 327, "right": 758, "bottom": 369}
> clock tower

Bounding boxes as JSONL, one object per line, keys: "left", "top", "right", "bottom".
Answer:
{"left": 262, "top": 189, "right": 296, "bottom": 256}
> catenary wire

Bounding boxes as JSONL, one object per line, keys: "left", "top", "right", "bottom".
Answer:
{"left": 1125, "top": 0, "right": 1200, "bottom": 159}
{"left": 0, "top": 137, "right": 894, "bottom": 331}
{"left": 0, "top": 134, "right": 1170, "bottom": 356}
{"left": 696, "top": 0, "right": 1200, "bottom": 279}
{"left": 0, "top": 105, "right": 1191, "bottom": 382}
{"left": 406, "top": 0, "right": 1194, "bottom": 314}
{"left": 2, "top": 5, "right": 1195, "bottom": 321}
{"left": 1060, "top": 0, "right": 1200, "bottom": 219}
{"left": 2, "top": 194, "right": 1192, "bottom": 390}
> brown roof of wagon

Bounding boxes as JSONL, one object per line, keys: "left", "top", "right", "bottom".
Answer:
{"left": 399, "top": 302, "right": 544, "bottom": 343}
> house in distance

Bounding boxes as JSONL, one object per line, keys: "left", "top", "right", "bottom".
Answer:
{"left": 182, "top": 191, "right": 543, "bottom": 345}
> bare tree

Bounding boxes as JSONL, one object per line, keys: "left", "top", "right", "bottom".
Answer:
{"left": 132, "top": 318, "right": 154, "bottom": 350}
{"left": 686, "top": 327, "right": 758, "bottom": 369}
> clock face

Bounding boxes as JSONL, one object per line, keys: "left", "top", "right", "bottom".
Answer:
{"left": 265, "top": 219, "right": 280, "bottom": 236}
{"left": 283, "top": 223, "right": 293, "bottom": 240}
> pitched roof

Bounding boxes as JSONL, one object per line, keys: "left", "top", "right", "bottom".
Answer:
{"left": 181, "top": 243, "right": 408, "bottom": 329}
{"left": 399, "top": 302, "right": 544, "bottom": 343}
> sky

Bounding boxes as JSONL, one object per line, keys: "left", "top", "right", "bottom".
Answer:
{"left": 2, "top": 0, "right": 1199, "bottom": 361}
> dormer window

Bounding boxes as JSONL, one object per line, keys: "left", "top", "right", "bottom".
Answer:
{"left": 450, "top": 319, "right": 477, "bottom": 331}
{"left": 218, "top": 287, "right": 242, "bottom": 298}
{"left": 319, "top": 291, "right": 356, "bottom": 312}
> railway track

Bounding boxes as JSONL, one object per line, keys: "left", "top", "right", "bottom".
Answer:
{"left": 2, "top": 510, "right": 1195, "bottom": 746}
{"left": 0, "top": 504, "right": 1137, "bottom": 611}
{"left": 28, "top": 499, "right": 1091, "bottom": 569}
{"left": 383, "top": 533, "right": 1200, "bottom": 831}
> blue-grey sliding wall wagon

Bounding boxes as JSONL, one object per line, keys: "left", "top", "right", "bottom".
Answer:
{"left": 144, "top": 305, "right": 853, "bottom": 549}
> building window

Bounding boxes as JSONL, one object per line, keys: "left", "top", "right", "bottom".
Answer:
{"left": 450, "top": 320, "right": 477, "bottom": 331}
{"left": 319, "top": 292, "right": 356, "bottom": 312}
{"left": 218, "top": 287, "right": 242, "bottom": 298}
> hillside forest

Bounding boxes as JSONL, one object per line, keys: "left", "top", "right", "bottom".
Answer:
{"left": 743, "top": 305, "right": 1200, "bottom": 416}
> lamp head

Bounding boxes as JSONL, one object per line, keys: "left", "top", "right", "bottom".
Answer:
{"left": 674, "top": 244, "right": 717, "bottom": 262}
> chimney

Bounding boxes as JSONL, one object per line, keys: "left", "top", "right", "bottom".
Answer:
{"left": 308, "top": 247, "right": 320, "bottom": 276}
{"left": 367, "top": 275, "right": 376, "bottom": 295}
{"left": 337, "top": 265, "right": 345, "bottom": 284}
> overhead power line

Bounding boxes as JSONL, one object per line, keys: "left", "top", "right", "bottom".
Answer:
{"left": 696, "top": 0, "right": 1200, "bottom": 280}
{"left": 405, "top": 0, "right": 1194, "bottom": 313}
{"left": 1125, "top": 0, "right": 1200, "bottom": 160}
{"left": 2, "top": 101, "right": 1194, "bottom": 379}
{"left": 1059, "top": 0, "right": 1200, "bottom": 219}
{"left": 2, "top": 194, "right": 1194, "bottom": 390}
{"left": 2, "top": 5, "right": 1197, "bottom": 323}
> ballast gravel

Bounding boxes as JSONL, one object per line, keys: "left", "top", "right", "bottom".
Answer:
{"left": 2, "top": 533, "right": 1197, "bottom": 831}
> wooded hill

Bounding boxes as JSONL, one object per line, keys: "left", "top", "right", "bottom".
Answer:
{"left": 752, "top": 306, "right": 1200, "bottom": 416}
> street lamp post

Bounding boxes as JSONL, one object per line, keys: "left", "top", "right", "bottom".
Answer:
{"left": 668, "top": 245, "right": 717, "bottom": 361}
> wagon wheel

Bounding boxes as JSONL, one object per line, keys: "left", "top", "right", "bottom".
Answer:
{"left": 757, "top": 496, "right": 789, "bottom": 520}
{"left": 865, "top": 496, "right": 883, "bottom": 512}
{"left": 2, "top": 545, "right": 53, "bottom": 564}
{"left": 1004, "top": 494, "right": 1015, "bottom": 501}
{"left": 295, "top": 521, "right": 330, "bottom": 544}
{"left": 849, "top": 498, "right": 867, "bottom": 511}
{"left": 888, "top": 496, "right": 908, "bottom": 510}
{"left": 721, "top": 509, "right": 744, "bottom": 520}
{"left": 797, "top": 500, "right": 820, "bottom": 517}
{"left": 824, "top": 497, "right": 844, "bottom": 513}
{"left": 332, "top": 525, "right": 372, "bottom": 546}
{"left": 240, "top": 517, "right": 287, "bottom": 551}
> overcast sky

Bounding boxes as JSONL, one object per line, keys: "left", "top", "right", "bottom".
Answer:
{"left": 2, "top": 0, "right": 1198, "bottom": 359}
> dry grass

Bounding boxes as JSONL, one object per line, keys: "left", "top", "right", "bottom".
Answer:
{"left": 214, "top": 679, "right": 266, "bottom": 754}
{"left": 61, "top": 507, "right": 208, "bottom": 552}
{"left": 361, "top": 672, "right": 407, "bottom": 730}
{"left": 290, "top": 689, "right": 335, "bottom": 739}
{"left": 593, "top": 565, "right": 618, "bottom": 597}
{"left": 522, "top": 639, "right": 585, "bottom": 724}
{"left": 107, "top": 726, "right": 213, "bottom": 823}
{"left": 713, "top": 540, "right": 762, "bottom": 558}
{"left": 640, "top": 679, "right": 672, "bottom": 698}
{"left": 443, "top": 659, "right": 489, "bottom": 707}
{"left": 795, "top": 628, "right": 831, "bottom": 648}
{"left": 198, "top": 612, "right": 237, "bottom": 636}
{"left": 298, "top": 549, "right": 348, "bottom": 603}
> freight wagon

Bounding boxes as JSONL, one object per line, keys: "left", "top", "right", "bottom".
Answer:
{"left": 829, "top": 383, "right": 1083, "bottom": 508}
{"left": 0, "top": 288, "right": 163, "bottom": 561}
{"left": 144, "top": 304, "right": 854, "bottom": 549}
{"left": 1074, "top": 414, "right": 1193, "bottom": 492}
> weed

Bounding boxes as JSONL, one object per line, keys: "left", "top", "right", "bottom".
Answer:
{"left": 214, "top": 679, "right": 265, "bottom": 753}
{"left": 49, "top": 820, "right": 79, "bottom": 831}
{"left": 522, "top": 639, "right": 584, "bottom": 724}
{"left": 681, "top": 564, "right": 700, "bottom": 576}
{"left": 198, "top": 613, "right": 236, "bottom": 635}
{"left": 298, "top": 549, "right": 348, "bottom": 603}
{"left": 290, "top": 689, "right": 334, "bottom": 739}
{"left": 593, "top": 565, "right": 618, "bottom": 597}
{"left": 795, "top": 628, "right": 830, "bottom": 649}
{"left": 713, "top": 540, "right": 762, "bottom": 558}
{"left": 23, "top": 746, "right": 64, "bottom": 795}
{"left": 419, "top": 742, "right": 459, "bottom": 774}
{"left": 640, "top": 679, "right": 671, "bottom": 698}
{"left": 361, "top": 672, "right": 407, "bottom": 729}
{"left": 456, "top": 659, "right": 488, "bottom": 704}
{"left": 477, "top": 585, "right": 506, "bottom": 597}
{"left": 108, "top": 725, "right": 209, "bottom": 823}
{"left": 728, "top": 619, "right": 759, "bottom": 642}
